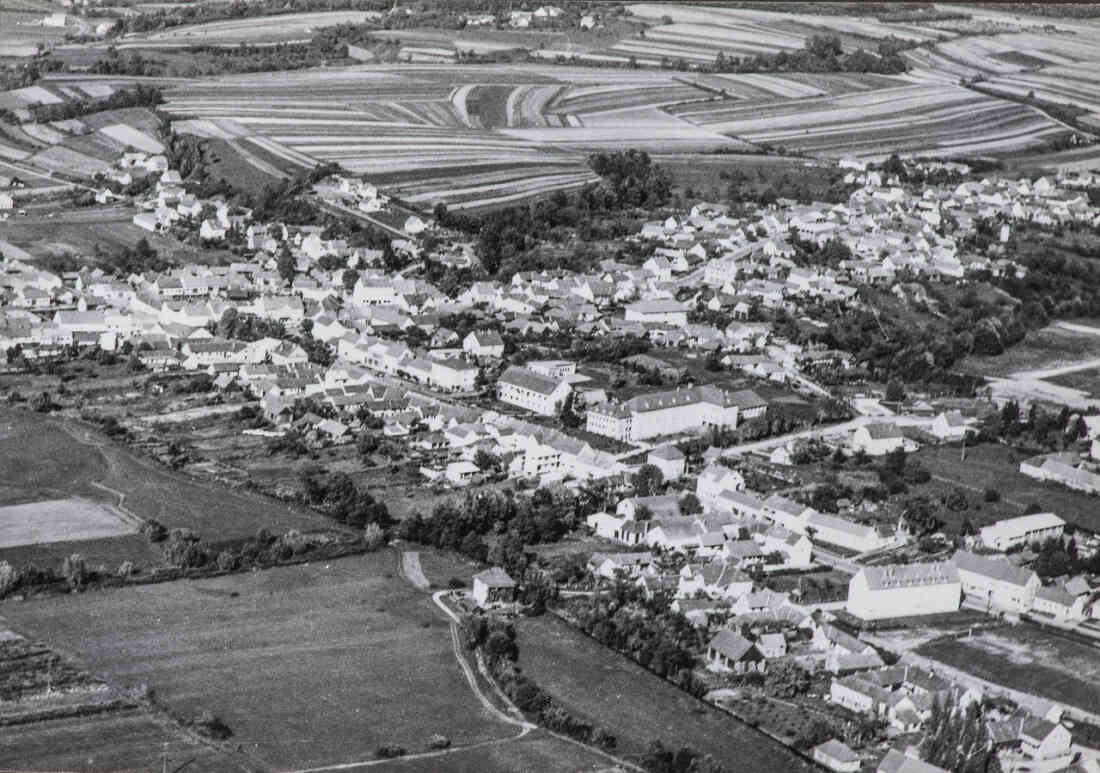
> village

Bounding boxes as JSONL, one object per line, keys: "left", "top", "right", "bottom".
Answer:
{"left": 4, "top": 142, "right": 1100, "bottom": 773}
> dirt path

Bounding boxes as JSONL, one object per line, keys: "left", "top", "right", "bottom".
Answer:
{"left": 400, "top": 551, "right": 430, "bottom": 592}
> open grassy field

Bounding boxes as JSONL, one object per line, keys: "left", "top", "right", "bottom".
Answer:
{"left": 1, "top": 551, "right": 519, "bottom": 770}
{"left": 0, "top": 498, "right": 137, "bottom": 548}
{"left": 1046, "top": 367, "right": 1100, "bottom": 397}
{"left": 0, "top": 408, "right": 332, "bottom": 567}
{"left": 910, "top": 442, "right": 1100, "bottom": 533}
{"left": 916, "top": 624, "right": 1100, "bottom": 715}
{"left": 515, "top": 614, "right": 817, "bottom": 772}
{"left": 961, "top": 323, "right": 1100, "bottom": 379}
{"left": 0, "top": 708, "right": 245, "bottom": 772}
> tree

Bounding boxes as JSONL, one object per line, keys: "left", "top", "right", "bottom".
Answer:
{"left": 632, "top": 464, "right": 664, "bottom": 497}
{"left": 341, "top": 268, "right": 359, "bottom": 292}
{"left": 884, "top": 379, "right": 906, "bottom": 403}
{"left": 473, "top": 449, "right": 501, "bottom": 473}
{"left": 679, "top": 492, "right": 702, "bottom": 515}
{"left": 763, "top": 660, "right": 810, "bottom": 698}
{"left": 276, "top": 244, "right": 296, "bottom": 283}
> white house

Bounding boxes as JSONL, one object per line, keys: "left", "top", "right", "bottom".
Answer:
{"left": 979, "top": 512, "right": 1065, "bottom": 552}
{"left": 846, "top": 562, "right": 961, "bottom": 621}
{"left": 930, "top": 411, "right": 970, "bottom": 441}
{"left": 851, "top": 422, "right": 908, "bottom": 456}
{"left": 812, "top": 739, "right": 861, "bottom": 773}
{"left": 463, "top": 330, "right": 504, "bottom": 358}
{"left": 497, "top": 366, "right": 571, "bottom": 416}
{"left": 647, "top": 445, "right": 686, "bottom": 481}
{"left": 472, "top": 567, "right": 516, "bottom": 608}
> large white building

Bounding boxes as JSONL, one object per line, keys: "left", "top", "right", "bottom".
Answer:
{"left": 953, "top": 550, "right": 1040, "bottom": 614}
{"left": 587, "top": 386, "right": 764, "bottom": 443}
{"left": 497, "top": 365, "right": 572, "bottom": 416}
{"left": 979, "top": 512, "right": 1065, "bottom": 552}
{"left": 806, "top": 511, "right": 895, "bottom": 554}
{"left": 846, "top": 561, "right": 961, "bottom": 620}
{"left": 623, "top": 299, "right": 690, "bottom": 326}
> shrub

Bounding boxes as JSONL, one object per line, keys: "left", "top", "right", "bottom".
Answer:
{"left": 983, "top": 488, "right": 1000, "bottom": 503}
{"left": 427, "top": 734, "right": 450, "bottom": 750}
{"left": 376, "top": 745, "right": 406, "bottom": 759}
{"left": 141, "top": 519, "right": 168, "bottom": 543}
{"left": 363, "top": 522, "right": 386, "bottom": 551}
{"left": 448, "top": 577, "right": 466, "bottom": 589}
{"left": 191, "top": 711, "right": 231, "bottom": 740}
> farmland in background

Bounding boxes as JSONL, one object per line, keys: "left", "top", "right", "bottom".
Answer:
{"left": 0, "top": 552, "right": 527, "bottom": 771}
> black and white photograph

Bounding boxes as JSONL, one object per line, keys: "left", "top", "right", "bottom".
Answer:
{"left": 1, "top": 1, "right": 1100, "bottom": 771}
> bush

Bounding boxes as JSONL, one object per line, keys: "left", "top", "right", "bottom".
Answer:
{"left": 983, "top": 488, "right": 1001, "bottom": 503}
{"left": 448, "top": 577, "right": 466, "bottom": 589}
{"left": 141, "top": 519, "right": 168, "bottom": 543}
{"left": 363, "top": 522, "right": 386, "bottom": 551}
{"left": 190, "top": 711, "right": 231, "bottom": 740}
{"left": 427, "top": 734, "right": 450, "bottom": 750}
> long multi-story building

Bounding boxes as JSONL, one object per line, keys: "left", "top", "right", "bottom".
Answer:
{"left": 586, "top": 386, "right": 765, "bottom": 442}
{"left": 979, "top": 512, "right": 1065, "bottom": 551}
{"left": 846, "top": 561, "right": 961, "bottom": 620}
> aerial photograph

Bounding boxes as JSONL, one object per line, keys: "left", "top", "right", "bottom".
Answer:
{"left": 2, "top": 0, "right": 1100, "bottom": 771}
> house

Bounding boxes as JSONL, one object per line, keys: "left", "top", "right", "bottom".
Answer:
{"left": 463, "top": 330, "right": 504, "bottom": 358}
{"left": 930, "top": 410, "right": 970, "bottom": 441}
{"left": 807, "top": 511, "right": 894, "bottom": 554}
{"left": 851, "top": 423, "right": 907, "bottom": 456}
{"left": 624, "top": 299, "right": 689, "bottom": 326}
{"left": 846, "top": 562, "right": 961, "bottom": 620}
{"left": 497, "top": 366, "right": 572, "bottom": 416}
{"left": 813, "top": 739, "right": 861, "bottom": 773}
{"left": 0, "top": 192, "right": 14, "bottom": 210}
{"left": 526, "top": 360, "right": 576, "bottom": 379}
{"left": 953, "top": 550, "right": 1040, "bottom": 614}
{"left": 647, "top": 445, "right": 686, "bottom": 481}
{"left": 695, "top": 464, "right": 745, "bottom": 509}
{"left": 979, "top": 512, "right": 1064, "bottom": 552}
{"left": 1020, "top": 453, "right": 1100, "bottom": 494}
{"left": 445, "top": 460, "right": 480, "bottom": 487}
{"left": 757, "top": 632, "right": 787, "bottom": 658}
{"left": 877, "top": 748, "right": 947, "bottom": 773}
{"left": 472, "top": 567, "right": 516, "bottom": 608}
{"left": 589, "top": 552, "right": 655, "bottom": 580}
{"left": 706, "top": 630, "right": 765, "bottom": 673}
{"left": 431, "top": 358, "right": 478, "bottom": 393}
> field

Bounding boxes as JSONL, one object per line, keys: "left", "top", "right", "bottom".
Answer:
{"left": 960, "top": 323, "right": 1100, "bottom": 379}
{"left": 674, "top": 83, "right": 1070, "bottom": 160}
{"left": 154, "top": 64, "right": 753, "bottom": 207}
{"left": 515, "top": 613, "right": 817, "bottom": 772}
{"left": 615, "top": 4, "right": 946, "bottom": 65}
{"left": 911, "top": 443, "right": 1100, "bottom": 533}
{"left": 1047, "top": 367, "right": 1100, "bottom": 396}
{"left": 0, "top": 498, "right": 137, "bottom": 548}
{"left": 116, "top": 10, "right": 383, "bottom": 47}
{"left": 0, "top": 408, "right": 332, "bottom": 567}
{"left": 0, "top": 709, "right": 243, "bottom": 772}
{"left": 917, "top": 625, "right": 1100, "bottom": 715}
{"left": 0, "top": 551, "right": 526, "bottom": 770}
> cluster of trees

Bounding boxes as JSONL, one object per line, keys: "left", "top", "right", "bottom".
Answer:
{"left": 397, "top": 487, "right": 579, "bottom": 578}
{"left": 466, "top": 615, "right": 619, "bottom": 752}
{"left": 977, "top": 400, "right": 1087, "bottom": 452}
{"left": 213, "top": 308, "right": 287, "bottom": 341}
{"left": 918, "top": 696, "right": 999, "bottom": 773}
{"left": 436, "top": 151, "right": 669, "bottom": 277}
{"left": 709, "top": 34, "right": 909, "bottom": 75}
{"left": 1028, "top": 535, "right": 1100, "bottom": 578}
{"left": 300, "top": 468, "right": 391, "bottom": 528}
{"left": 15, "top": 85, "right": 163, "bottom": 123}
{"left": 92, "top": 237, "right": 169, "bottom": 276}
{"left": 568, "top": 584, "right": 704, "bottom": 685}
{"left": 642, "top": 742, "right": 725, "bottom": 773}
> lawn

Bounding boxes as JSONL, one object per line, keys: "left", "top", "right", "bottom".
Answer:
{"left": 0, "top": 409, "right": 334, "bottom": 568}
{"left": 916, "top": 624, "right": 1100, "bottom": 715}
{"left": 0, "top": 498, "right": 137, "bottom": 548}
{"left": 0, "top": 708, "right": 244, "bottom": 773}
{"left": 514, "top": 614, "right": 817, "bottom": 772}
{"left": 911, "top": 442, "right": 1100, "bottom": 533}
{"left": 1, "top": 551, "right": 517, "bottom": 770}
{"left": 394, "top": 729, "right": 613, "bottom": 773}
{"left": 1047, "top": 367, "right": 1100, "bottom": 397}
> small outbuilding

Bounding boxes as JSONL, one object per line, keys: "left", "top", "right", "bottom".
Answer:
{"left": 472, "top": 567, "right": 517, "bottom": 609}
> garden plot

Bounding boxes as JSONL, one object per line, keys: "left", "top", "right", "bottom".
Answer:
{"left": 0, "top": 498, "right": 138, "bottom": 549}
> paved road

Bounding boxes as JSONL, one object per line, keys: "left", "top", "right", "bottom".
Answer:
{"left": 1010, "top": 356, "right": 1100, "bottom": 381}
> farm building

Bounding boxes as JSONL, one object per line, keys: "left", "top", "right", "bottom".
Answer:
{"left": 846, "top": 561, "right": 960, "bottom": 621}
{"left": 953, "top": 551, "right": 1040, "bottom": 614}
{"left": 877, "top": 747, "right": 947, "bottom": 773}
{"left": 526, "top": 360, "right": 576, "bottom": 379}
{"left": 472, "top": 567, "right": 516, "bottom": 609}
{"left": 706, "top": 630, "right": 764, "bottom": 673}
{"left": 987, "top": 717, "right": 1072, "bottom": 762}
{"left": 812, "top": 739, "right": 861, "bottom": 773}
{"left": 0, "top": 193, "right": 13, "bottom": 210}
{"left": 979, "top": 512, "right": 1065, "bottom": 552}
{"left": 930, "top": 411, "right": 970, "bottom": 441}
{"left": 463, "top": 330, "right": 504, "bottom": 358}
{"left": 497, "top": 366, "right": 571, "bottom": 416}
{"left": 624, "top": 299, "right": 690, "bottom": 326}
{"left": 806, "top": 511, "right": 895, "bottom": 554}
